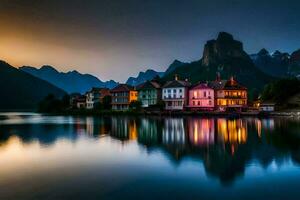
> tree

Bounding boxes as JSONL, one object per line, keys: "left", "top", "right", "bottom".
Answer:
{"left": 102, "top": 95, "right": 112, "bottom": 110}
{"left": 261, "top": 78, "right": 300, "bottom": 104}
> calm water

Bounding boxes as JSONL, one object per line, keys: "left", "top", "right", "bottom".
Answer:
{"left": 0, "top": 113, "right": 300, "bottom": 200}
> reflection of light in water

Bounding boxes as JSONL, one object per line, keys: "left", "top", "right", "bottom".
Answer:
{"left": 217, "top": 119, "right": 247, "bottom": 144}
{"left": 86, "top": 117, "right": 94, "bottom": 136}
{"left": 262, "top": 119, "right": 275, "bottom": 131}
{"left": 111, "top": 118, "right": 138, "bottom": 141}
{"left": 129, "top": 120, "right": 137, "bottom": 140}
{"left": 255, "top": 119, "right": 262, "bottom": 138}
{"left": 163, "top": 118, "right": 185, "bottom": 145}
{"left": 188, "top": 118, "right": 214, "bottom": 147}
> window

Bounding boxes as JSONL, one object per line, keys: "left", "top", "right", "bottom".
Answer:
{"left": 204, "top": 91, "right": 206, "bottom": 97}
{"left": 193, "top": 101, "right": 195, "bottom": 105}
{"left": 179, "top": 89, "right": 182, "bottom": 93}
{"left": 173, "top": 89, "right": 176, "bottom": 93}
{"left": 198, "top": 101, "right": 200, "bottom": 106}
{"left": 193, "top": 91, "right": 197, "bottom": 98}
{"left": 168, "top": 89, "right": 171, "bottom": 93}
{"left": 209, "top": 100, "right": 212, "bottom": 105}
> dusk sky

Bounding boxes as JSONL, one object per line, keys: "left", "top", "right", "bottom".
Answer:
{"left": 0, "top": 0, "right": 300, "bottom": 82}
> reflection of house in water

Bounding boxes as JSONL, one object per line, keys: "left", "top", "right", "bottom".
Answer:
{"left": 138, "top": 118, "right": 162, "bottom": 147}
{"left": 110, "top": 117, "right": 137, "bottom": 141}
{"left": 217, "top": 119, "right": 247, "bottom": 155}
{"left": 217, "top": 119, "right": 247, "bottom": 144}
{"left": 163, "top": 118, "right": 186, "bottom": 145}
{"left": 85, "top": 117, "right": 111, "bottom": 137}
{"left": 188, "top": 118, "right": 215, "bottom": 147}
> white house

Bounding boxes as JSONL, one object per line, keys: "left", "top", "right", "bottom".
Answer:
{"left": 162, "top": 76, "right": 191, "bottom": 110}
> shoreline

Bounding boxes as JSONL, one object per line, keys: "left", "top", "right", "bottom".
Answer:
{"left": 34, "top": 109, "right": 300, "bottom": 117}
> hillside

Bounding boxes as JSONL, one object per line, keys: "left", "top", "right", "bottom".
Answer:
{"left": 0, "top": 61, "right": 66, "bottom": 110}
{"left": 20, "top": 65, "right": 118, "bottom": 94}
{"left": 163, "top": 32, "right": 275, "bottom": 98}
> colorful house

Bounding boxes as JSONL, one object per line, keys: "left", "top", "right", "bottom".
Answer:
{"left": 111, "top": 84, "right": 138, "bottom": 110}
{"left": 162, "top": 76, "right": 191, "bottom": 110}
{"left": 188, "top": 83, "right": 214, "bottom": 110}
{"left": 209, "top": 76, "right": 247, "bottom": 111}
{"left": 137, "top": 80, "right": 161, "bottom": 108}
{"left": 86, "top": 87, "right": 110, "bottom": 109}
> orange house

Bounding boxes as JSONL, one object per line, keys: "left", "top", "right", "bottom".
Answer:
{"left": 111, "top": 84, "right": 138, "bottom": 110}
{"left": 209, "top": 76, "right": 247, "bottom": 112}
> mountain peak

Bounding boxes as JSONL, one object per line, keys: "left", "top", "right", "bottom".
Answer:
{"left": 40, "top": 65, "right": 58, "bottom": 73}
{"left": 258, "top": 48, "right": 270, "bottom": 56}
{"left": 217, "top": 32, "right": 234, "bottom": 42}
{"left": 126, "top": 69, "right": 164, "bottom": 86}
{"left": 202, "top": 32, "right": 247, "bottom": 66}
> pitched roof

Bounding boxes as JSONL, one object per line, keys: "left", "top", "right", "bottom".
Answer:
{"left": 111, "top": 84, "right": 135, "bottom": 92}
{"left": 163, "top": 80, "right": 191, "bottom": 88}
{"left": 190, "top": 83, "right": 213, "bottom": 90}
{"left": 223, "top": 79, "right": 247, "bottom": 90}
{"left": 208, "top": 80, "right": 227, "bottom": 90}
{"left": 208, "top": 78, "right": 247, "bottom": 90}
{"left": 136, "top": 80, "right": 161, "bottom": 90}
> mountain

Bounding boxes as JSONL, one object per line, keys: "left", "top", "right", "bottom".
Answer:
{"left": 163, "top": 32, "right": 275, "bottom": 98}
{"left": 250, "top": 49, "right": 290, "bottom": 77}
{"left": 0, "top": 61, "right": 66, "bottom": 110}
{"left": 20, "top": 65, "right": 118, "bottom": 94}
{"left": 289, "top": 49, "right": 300, "bottom": 77}
{"left": 164, "top": 59, "right": 188, "bottom": 75}
{"left": 126, "top": 69, "right": 164, "bottom": 86}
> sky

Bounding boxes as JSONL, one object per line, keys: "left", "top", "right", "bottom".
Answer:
{"left": 0, "top": 0, "right": 300, "bottom": 82}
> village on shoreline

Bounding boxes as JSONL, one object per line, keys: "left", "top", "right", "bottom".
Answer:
{"left": 60, "top": 73, "right": 289, "bottom": 117}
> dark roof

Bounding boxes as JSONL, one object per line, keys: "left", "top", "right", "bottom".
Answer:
{"left": 136, "top": 81, "right": 161, "bottom": 90}
{"left": 209, "top": 78, "right": 247, "bottom": 90}
{"left": 208, "top": 80, "right": 227, "bottom": 90}
{"left": 223, "top": 79, "right": 247, "bottom": 90}
{"left": 190, "top": 83, "right": 213, "bottom": 90}
{"left": 163, "top": 80, "right": 191, "bottom": 88}
{"left": 111, "top": 84, "right": 135, "bottom": 92}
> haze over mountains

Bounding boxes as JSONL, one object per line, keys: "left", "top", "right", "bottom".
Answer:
{"left": 20, "top": 65, "right": 118, "bottom": 94}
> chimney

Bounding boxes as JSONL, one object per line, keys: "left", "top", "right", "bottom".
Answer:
{"left": 216, "top": 72, "right": 221, "bottom": 81}
{"left": 230, "top": 76, "right": 234, "bottom": 85}
{"left": 175, "top": 74, "right": 179, "bottom": 81}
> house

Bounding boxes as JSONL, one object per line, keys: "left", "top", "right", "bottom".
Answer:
{"left": 111, "top": 84, "right": 138, "bottom": 110}
{"left": 188, "top": 82, "right": 214, "bottom": 110}
{"left": 162, "top": 76, "right": 191, "bottom": 110}
{"left": 136, "top": 80, "right": 161, "bottom": 108}
{"left": 86, "top": 87, "right": 110, "bottom": 109}
{"left": 75, "top": 95, "right": 86, "bottom": 109}
{"left": 259, "top": 102, "right": 276, "bottom": 112}
{"left": 209, "top": 75, "right": 247, "bottom": 111}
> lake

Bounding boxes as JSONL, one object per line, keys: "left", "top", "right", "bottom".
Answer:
{"left": 0, "top": 113, "right": 300, "bottom": 200}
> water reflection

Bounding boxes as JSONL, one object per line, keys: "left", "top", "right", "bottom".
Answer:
{"left": 0, "top": 114, "right": 300, "bottom": 186}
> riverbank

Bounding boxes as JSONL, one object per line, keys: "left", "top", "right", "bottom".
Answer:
{"left": 37, "top": 109, "right": 300, "bottom": 117}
